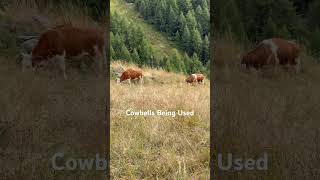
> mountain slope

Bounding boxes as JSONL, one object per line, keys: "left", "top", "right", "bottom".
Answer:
{"left": 111, "top": 0, "right": 185, "bottom": 60}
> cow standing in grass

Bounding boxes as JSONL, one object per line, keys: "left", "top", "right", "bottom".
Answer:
{"left": 117, "top": 68, "right": 143, "bottom": 84}
{"left": 241, "top": 38, "right": 301, "bottom": 72}
{"left": 186, "top": 73, "right": 205, "bottom": 85}
{"left": 21, "top": 25, "right": 106, "bottom": 79}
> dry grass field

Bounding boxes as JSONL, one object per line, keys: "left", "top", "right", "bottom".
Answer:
{"left": 110, "top": 62, "right": 210, "bottom": 179}
{"left": 213, "top": 36, "right": 320, "bottom": 179}
{"left": 0, "top": 1, "right": 107, "bottom": 179}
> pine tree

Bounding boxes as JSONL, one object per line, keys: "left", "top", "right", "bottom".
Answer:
{"left": 177, "top": 12, "right": 187, "bottom": 32}
{"left": 201, "top": 35, "right": 209, "bottom": 64}
{"left": 110, "top": 45, "right": 115, "bottom": 60}
{"left": 183, "top": 53, "right": 192, "bottom": 74}
{"left": 170, "top": 49, "right": 182, "bottom": 72}
{"left": 178, "top": 0, "right": 192, "bottom": 14}
{"left": 181, "top": 25, "right": 191, "bottom": 52}
{"left": 309, "top": 29, "right": 320, "bottom": 59}
{"left": 190, "top": 53, "right": 204, "bottom": 73}
{"left": 263, "top": 17, "right": 277, "bottom": 39}
{"left": 307, "top": 1, "right": 320, "bottom": 28}
{"left": 155, "top": 0, "right": 165, "bottom": 27}
{"left": 164, "top": 56, "right": 173, "bottom": 72}
{"left": 174, "top": 31, "right": 181, "bottom": 42}
{"left": 186, "top": 10, "right": 197, "bottom": 29}
{"left": 201, "top": 2, "right": 210, "bottom": 35}
{"left": 167, "top": 6, "right": 178, "bottom": 35}
{"left": 139, "top": 38, "right": 152, "bottom": 66}
{"left": 119, "top": 44, "right": 131, "bottom": 62}
{"left": 131, "top": 48, "right": 140, "bottom": 64}
{"left": 190, "top": 27, "right": 202, "bottom": 56}
{"left": 113, "top": 34, "right": 125, "bottom": 58}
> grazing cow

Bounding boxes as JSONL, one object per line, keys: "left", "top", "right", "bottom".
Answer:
{"left": 22, "top": 25, "right": 106, "bottom": 79}
{"left": 186, "top": 73, "right": 205, "bottom": 84}
{"left": 118, "top": 68, "right": 143, "bottom": 84}
{"left": 241, "top": 38, "right": 301, "bottom": 72}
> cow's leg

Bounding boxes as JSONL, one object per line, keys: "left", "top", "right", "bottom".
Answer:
{"left": 295, "top": 57, "right": 302, "bottom": 73}
{"left": 21, "top": 53, "right": 32, "bottom": 72}
{"left": 57, "top": 52, "right": 67, "bottom": 80}
{"left": 140, "top": 76, "right": 144, "bottom": 85}
{"left": 93, "top": 45, "right": 103, "bottom": 77}
{"left": 102, "top": 47, "right": 107, "bottom": 71}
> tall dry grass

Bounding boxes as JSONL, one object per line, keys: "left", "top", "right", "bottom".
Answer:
{"left": 213, "top": 36, "right": 320, "bottom": 179}
{"left": 0, "top": 1, "right": 107, "bottom": 179}
{"left": 110, "top": 62, "right": 210, "bottom": 179}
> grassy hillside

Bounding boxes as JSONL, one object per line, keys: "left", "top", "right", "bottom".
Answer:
{"left": 110, "top": 62, "right": 210, "bottom": 179}
{"left": 0, "top": 1, "right": 107, "bottom": 179}
{"left": 111, "top": 0, "right": 184, "bottom": 60}
{"left": 214, "top": 36, "right": 320, "bottom": 179}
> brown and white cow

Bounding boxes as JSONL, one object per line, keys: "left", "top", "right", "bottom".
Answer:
{"left": 186, "top": 73, "right": 205, "bottom": 84}
{"left": 241, "top": 38, "right": 301, "bottom": 72}
{"left": 22, "top": 25, "right": 106, "bottom": 79}
{"left": 117, "top": 68, "right": 143, "bottom": 84}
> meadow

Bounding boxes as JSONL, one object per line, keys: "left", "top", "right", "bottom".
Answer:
{"left": 110, "top": 62, "right": 210, "bottom": 179}
{"left": 213, "top": 35, "right": 320, "bottom": 179}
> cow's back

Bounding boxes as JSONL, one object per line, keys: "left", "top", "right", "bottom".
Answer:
{"left": 120, "top": 68, "right": 142, "bottom": 82}
{"left": 55, "top": 26, "right": 105, "bottom": 57}
{"left": 244, "top": 43, "right": 275, "bottom": 66}
{"left": 271, "top": 38, "right": 299, "bottom": 63}
{"left": 196, "top": 74, "right": 205, "bottom": 81}
{"left": 33, "top": 26, "right": 104, "bottom": 59}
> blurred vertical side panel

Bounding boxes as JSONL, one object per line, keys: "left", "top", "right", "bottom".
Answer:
{"left": 0, "top": 0, "right": 109, "bottom": 179}
{"left": 213, "top": 0, "right": 320, "bottom": 179}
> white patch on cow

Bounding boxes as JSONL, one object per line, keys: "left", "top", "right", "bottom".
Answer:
{"left": 54, "top": 51, "right": 67, "bottom": 79}
{"left": 21, "top": 53, "right": 32, "bottom": 72}
{"left": 191, "top": 74, "right": 197, "bottom": 82}
{"left": 116, "top": 77, "right": 120, "bottom": 83}
{"left": 262, "top": 39, "right": 280, "bottom": 64}
{"left": 295, "top": 57, "right": 302, "bottom": 73}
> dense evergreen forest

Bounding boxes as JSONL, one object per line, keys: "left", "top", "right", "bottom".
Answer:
{"left": 111, "top": 0, "right": 210, "bottom": 75}
{"left": 134, "top": 0, "right": 210, "bottom": 64}
{"left": 214, "top": 0, "right": 320, "bottom": 59}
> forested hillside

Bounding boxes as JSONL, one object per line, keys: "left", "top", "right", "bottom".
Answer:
{"left": 214, "top": 0, "right": 320, "bottom": 58}
{"left": 111, "top": 0, "right": 209, "bottom": 75}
